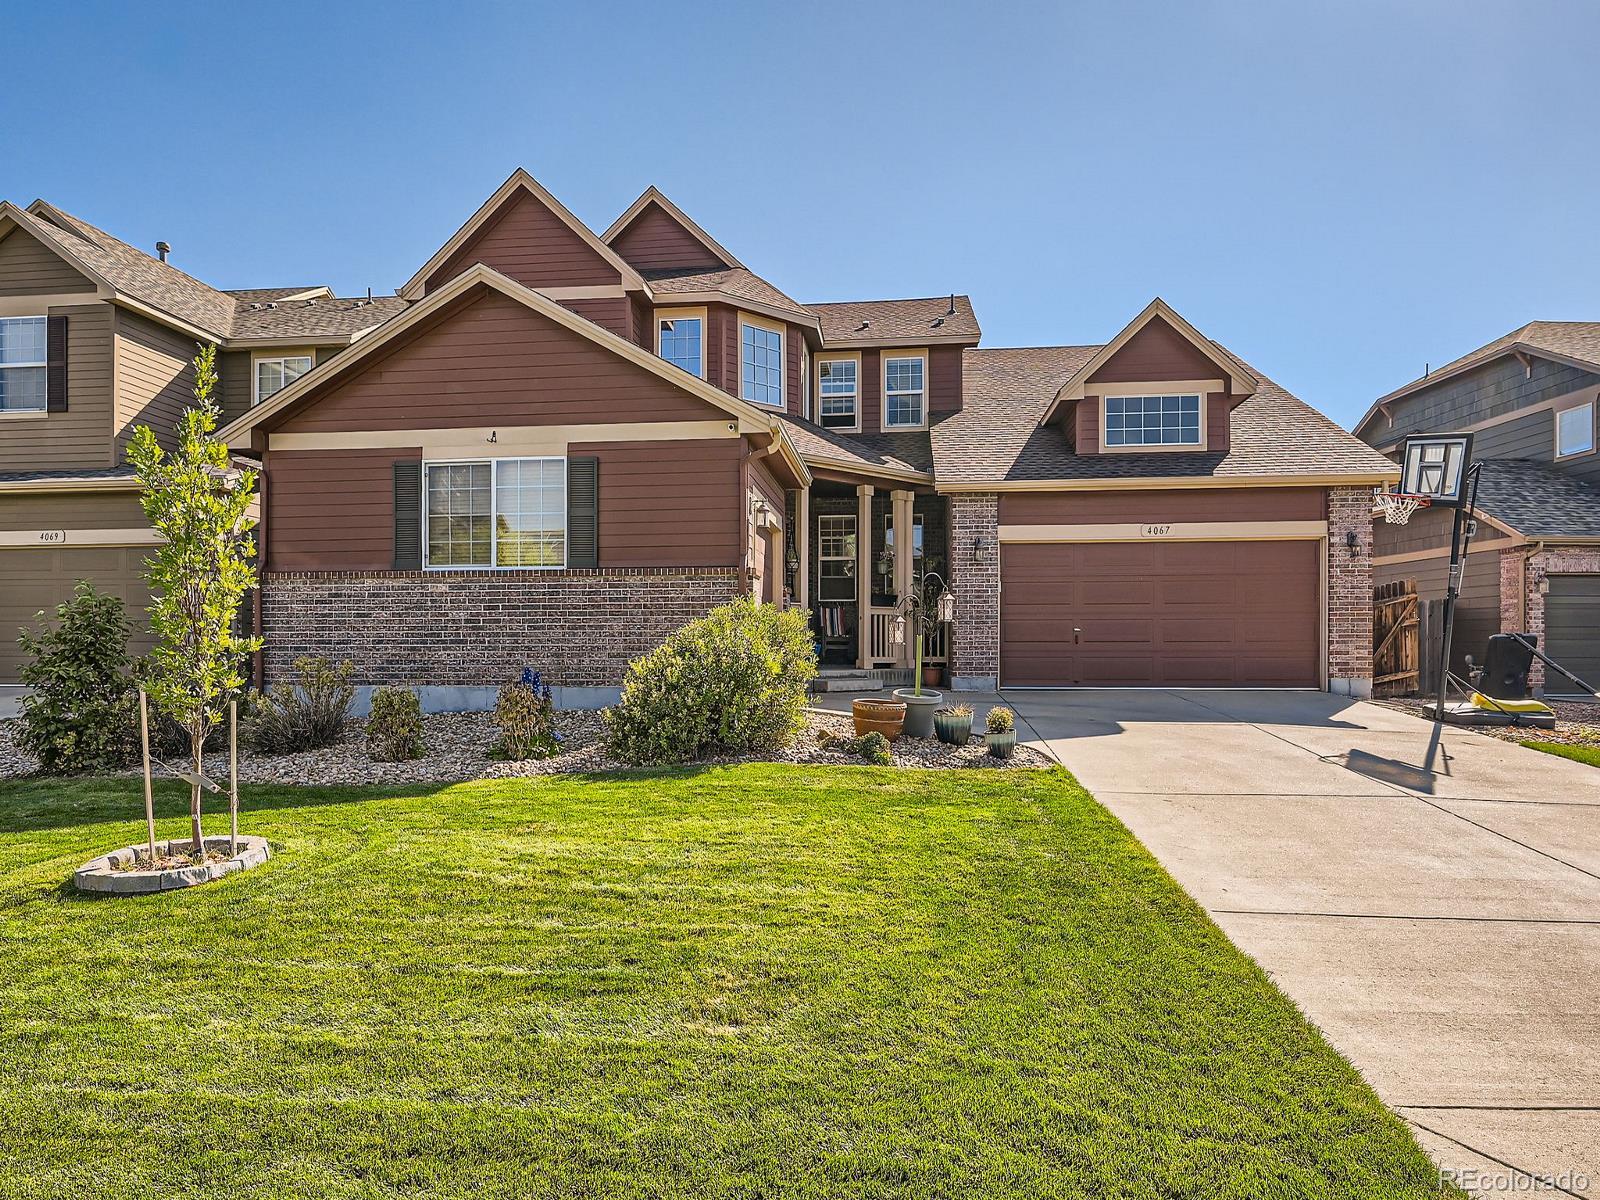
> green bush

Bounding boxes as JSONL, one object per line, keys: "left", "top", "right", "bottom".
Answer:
{"left": 245, "top": 656, "right": 356, "bottom": 755}
{"left": 17, "top": 582, "right": 137, "bottom": 774}
{"left": 493, "top": 668, "right": 560, "bottom": 760}
{"left": 855, "top": 731, "right": 892, "bottom": 765}
{"left": 604, "top": 597, "right": 817, "bottom": 765}
{"left": 366, "top": 687, "right": 425, "bottom": 762}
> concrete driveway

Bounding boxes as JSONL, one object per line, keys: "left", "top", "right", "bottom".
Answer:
{"left": 1006, "top": 688, "right": 1600, "bottom": 1198}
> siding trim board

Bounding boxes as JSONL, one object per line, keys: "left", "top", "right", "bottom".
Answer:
{"left": 999, "top": 520, "right": 1328, "bottom": 543}
{"left": 268, "top": 420, "right": 738, "bottom": 453}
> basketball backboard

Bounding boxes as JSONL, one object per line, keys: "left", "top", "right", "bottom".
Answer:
{"left": 1399, "top": 434, "right": 1473, "bottom": 508}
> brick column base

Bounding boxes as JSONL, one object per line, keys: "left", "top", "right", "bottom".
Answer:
{"left": 950, "top": 493, "right": 999, "bottom": 690}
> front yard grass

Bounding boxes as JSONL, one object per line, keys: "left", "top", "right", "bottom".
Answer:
{"left": 0, "top": 766, "right": 1454, "bottom": 1199}
{"left": 1522, "top": 739, "right": 1600, "bottom": 768}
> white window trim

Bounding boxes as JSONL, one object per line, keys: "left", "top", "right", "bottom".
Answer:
{"left": 816, "top": 352, "right": 862, "bottom": 433}
{"left": 0, "top": 314, "right": 49, "bottom": 415}
{"left": 739, "top": 312, "right": 786, "bottom": 410}
{"left": 800, "top": 343, "right": 812, "bottom": 421}
{"left": 654, "top": 305, "right": 707, "bottom": 380}
{"left": 1554, "top": 397, "right": 1597, "bottom": 460}
{"left": 881, "top": 348, "right": 929, "bottom": 431}
{"left": 1099, "top": 384, "right": 1209, "bottom": 453}
{"left": 422, "top": 455, "right": 568, "bottom": 571}
{"left": 817, "top": 512, "right": 857, "bottom": 600}
{"left": 251, "top": 351, "right": 316, "bottom": 407}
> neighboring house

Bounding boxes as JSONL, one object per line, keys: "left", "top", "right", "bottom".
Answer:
{"left": 4, "top": 170, "right": 1396, "bottom": 701}
{"left": 1355, "top": 324, "right": 1600, "bottom": 694}
{"left": 0, "top": 200, "right": 403, "bottom": 684}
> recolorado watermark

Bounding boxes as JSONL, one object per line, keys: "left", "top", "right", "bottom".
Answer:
{"left": 1441, "top": 1166, "right": 1592, "bottom": 1193}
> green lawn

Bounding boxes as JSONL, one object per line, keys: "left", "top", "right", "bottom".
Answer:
{"left": 0, "top": 766, "right": 1455, "bottom": 1199}
{"left": 1522, "top": 739, "right": 1600, "bottom": 768}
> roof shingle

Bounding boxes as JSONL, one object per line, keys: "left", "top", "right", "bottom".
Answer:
{"left": 808, "top": 295, "right": 981, "bottom": 344}
{"left": 1471, "top": 459, "right": 1600, "bottom": 539}
{"left": 643, "top": 266, "right": 813, "bottom": 323}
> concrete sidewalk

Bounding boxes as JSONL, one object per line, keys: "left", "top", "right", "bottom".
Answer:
{"left": 1009, "top": 688, "right": 1600, "bottom": 1198}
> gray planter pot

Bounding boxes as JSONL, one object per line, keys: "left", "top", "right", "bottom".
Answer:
{"left": 932, "top": 710, "right": 973, "bottom": 745}
{"left": 893, "top": 688, "right": 943, "bottom": 738}
{"left": 986, "top": 730, "right": 1017, "bottom": 759}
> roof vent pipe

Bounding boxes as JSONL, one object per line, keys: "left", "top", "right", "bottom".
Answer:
{"left": 947, "top": 293, "right": 956, "bottom": 315}
{"left": 155, "top": 241, "right": 171, "bottom": 263}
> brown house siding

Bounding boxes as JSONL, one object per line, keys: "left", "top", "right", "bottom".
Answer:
{"left": 0, "top": 488, "right": 148, "bottom": 531}
{"left": 930, "top": 345, "right": 963, "bottom": 415}
{"left": 860, "top": 349, "right": 882, "bottom": 433}
{"left": 1087, "top": 316, "right": 1220, "bottom": 384}
{"left": 559, "top": 296, "right": 630, "bottom": 339}
{"left": 998, "top": 487, "right": 1326, "bottom": 525}
{"left": 114, "top": 310, "right": 200, "bottom": 454}
{"left": 264, "top": 447, "right": 409, "bottom": 572}
{"left": 423, "top": 189, "right": 622, "bottom": 293}
{"left": 0, "top": 302, "right": 113, "bottom": 473}
{"left": 570, "top": 438, "right": 743, "bottom": 568}
{"left": 609, "top": 203, "right": 725, "bottom": 272}
{"left": 271, "top": 290, "right": 721, "bottom": 435}
{"left": 219, "top": 346, "right": 339, "bottom": 426}
{"left": 0, "top": 226, "right": 96, "bottom": 295}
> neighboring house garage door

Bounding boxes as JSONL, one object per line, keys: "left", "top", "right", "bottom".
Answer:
{"left": 0, "top": 548, "right": 155, "bottom": 684}
{"left": 1544, "top": 574, "right": 1600, "bottom": 696}
{"left": 1000, "top": 540, "right": 1321, "bottom": 687}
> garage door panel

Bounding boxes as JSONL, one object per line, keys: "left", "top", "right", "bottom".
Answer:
{"left": 1, "top": 548, "right": 156, "bottom": 683}
{"left": 1545, "top": 575, "right": 1600, "bottom": 692}
{"left": 1000, "top": 539, "right": 1320, "bottom": 687}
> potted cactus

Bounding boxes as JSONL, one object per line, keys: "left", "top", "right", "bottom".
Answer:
{"left": 932, "top": 703, "right": 973, "bottom": 745}
{"left": 985, "top": 705, "right": 1016, "bottom": 759}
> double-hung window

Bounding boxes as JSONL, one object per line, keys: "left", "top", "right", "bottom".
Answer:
{"left": 254, "top": 354, "right": 313, "bottom": 405}
{"left": 1103, "top": 393, "right": 1203, "bottom": 447}
{"left": 425, "top": 457, "right": 566, "bottom": 568}
{"left": 817, "top": 513, "right": 857, "bottom": 600}
{"left": 740, "top": 318, "right": 784, "bottom": 408}
{"left": 657, "top": 313, "right": 704, "bottom": 378}
{"left": 883, "top": 354, "right": 926, "bottom": 428}
{"left": 818, "top": 357, "right": 859, "bottom": 430}
{"left": 0, "top": 316, "right": 48, "bottom": 413}
{"left": 1556, "top": 400, "right": 1596, "bottom": 458}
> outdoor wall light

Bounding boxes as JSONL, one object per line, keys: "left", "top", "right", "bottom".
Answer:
{"left": 1345, "top": 530, "right": 1360, "bottom": 555}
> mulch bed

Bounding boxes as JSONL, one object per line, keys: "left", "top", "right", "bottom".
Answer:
{"left": 0, "top": 707, "right": 1051, "bottom": 786}
{"left": 1373, "top": 695, "right": 1600, "bottom": 748}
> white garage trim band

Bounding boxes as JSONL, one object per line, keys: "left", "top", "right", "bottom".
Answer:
{"left": 998, "top": 520, "right": 1328, "bottom": 544}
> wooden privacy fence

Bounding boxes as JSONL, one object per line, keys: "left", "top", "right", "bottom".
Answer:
{"left": 1373, "top": 579, "right": 1420, "bottom": 696}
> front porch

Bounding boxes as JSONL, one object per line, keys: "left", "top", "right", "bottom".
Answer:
{"left": 784, "top": 479, "right": 950, "bottom": 673}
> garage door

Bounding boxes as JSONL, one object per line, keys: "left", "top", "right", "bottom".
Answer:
{"left": 0, "top": 547, "right": 155, "bottom": 683}
{"left": 1000, "top": 540, "right": 1321, "bottom": 687}
{"left": 1544, "top": 574, "right": 1600, "bottom": 696}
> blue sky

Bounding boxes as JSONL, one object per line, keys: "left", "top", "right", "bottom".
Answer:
{"left": 7, "top": 0, "right": 1598, "bottom": 428}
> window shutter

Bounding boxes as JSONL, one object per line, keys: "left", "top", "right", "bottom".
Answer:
{"left": 392, "top": 460, "right": 423, "bottom": 570}
{"left": 566, "top": 456, "right": 598, "bottom": 568}
{"left": 46, "top": 315, "right": 68, "bottom": 412}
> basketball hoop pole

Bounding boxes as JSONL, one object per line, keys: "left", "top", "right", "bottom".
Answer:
{"left": 1434, "top": 460, "right": 1483, "bottom": 719}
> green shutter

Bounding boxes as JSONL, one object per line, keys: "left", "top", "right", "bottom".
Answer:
{"left": 393, "top": 460, "right": 422, "bottom": 570}
{"left": 566, "top": 456, "right": 598, "bottom": 568}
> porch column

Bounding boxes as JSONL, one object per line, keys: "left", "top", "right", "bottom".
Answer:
{"left": 891, "top": 489, "right": 914, "bottom": 666}
{"left": 856, "top": 483, "right": 874, "bottom": 669}
{"left": 794, "top": 487, "right": 810, "bottom": 612}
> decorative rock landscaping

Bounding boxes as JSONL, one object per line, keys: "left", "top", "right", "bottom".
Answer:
{"left": 73, "top": 835, "right": 271, "bottom": 894}
{"left": 1, "top": 707, "right": 1050, "bottom": 787}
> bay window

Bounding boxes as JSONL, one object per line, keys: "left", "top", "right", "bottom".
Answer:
{"left": 425, "top": 457, "right": 566, "bottom": 568}
{"left": 0, "top": 316, "right": 48, "bottom": 413}
{"left": 656, "top": 312, "right": 704, "bottom": 378}
{"left": 740, "top": 317, "right": 784, "bottom": 408}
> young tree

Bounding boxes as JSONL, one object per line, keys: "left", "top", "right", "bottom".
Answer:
{"left": 127, "top": 344, "right": 262, "bottom": 854}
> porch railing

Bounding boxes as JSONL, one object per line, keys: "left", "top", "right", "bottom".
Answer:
{"left": 866, "top": 606, "right": 949, "bottom": 667}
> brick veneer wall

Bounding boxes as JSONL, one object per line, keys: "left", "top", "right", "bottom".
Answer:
{"left": 1499, "top": 545, "right": 1600, "bottom": 691}
{"left": 1327, "top": 485, "right": 1375, "bottom": 696}
{"left": 949, "top": 492, "right": 1000, "bottom": 688}
{"left": 262, "top": 568, "right": 741, "bottom": 689}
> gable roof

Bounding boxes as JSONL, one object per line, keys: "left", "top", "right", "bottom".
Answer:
{"left": 218, "top": 262, "right": 810, "bottom": 487}
{"left": 603, "top": 186, "right": 746, "bottom": 271}
{"left": 935, "top": 344, "right": 1396, "bottom": 490}
{"left": 1354, "top": 321, "right": 1600, "bottom": 438}
{"left": 1039, "top": 298, "right": 1258, "bottom": 425}
{"left": 398, "top": 169, "right": 649, "bottom": 301}
{"left": 808, "top": 296, "right": 981, "bottom": 347}
{"left": 644, "top": 265, "right": 818, "bottom": 329}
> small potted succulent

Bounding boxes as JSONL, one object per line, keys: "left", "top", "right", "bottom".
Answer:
{"left": 932, "top": 703, "right": 973, "bottom": 745}
{"left": 984, "top": 705, "right": 1016, "bottom": 759}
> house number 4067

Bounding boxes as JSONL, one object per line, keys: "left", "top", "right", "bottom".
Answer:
{"left": 1140, "top": 524, "right": 1173, "bottom": 538}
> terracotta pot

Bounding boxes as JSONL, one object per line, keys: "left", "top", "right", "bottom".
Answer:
{"left": 921, "top": 663, "right": 944, "bottom": 688}
{"left": 852, "top": 697, "right": 906, "bottom": 741}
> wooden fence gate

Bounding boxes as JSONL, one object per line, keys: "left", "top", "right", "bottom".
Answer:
{"left": 1372, "top": 579, "right": 1420, "bottom": 696}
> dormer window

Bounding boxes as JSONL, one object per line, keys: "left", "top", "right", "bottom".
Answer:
{"left": 1103, "top": 392, "right": 1203, "bottom": 448}
{"left": 656, "top": 310, "right": 704, "bottom": 378}
{"left": 254, "top": 354, "right": 313, "bottom": 405}
{"left": 817, "top": 357, "right": 859, "bottom": 430}
{"left": 740, "top": 316, "right": 784, "bottom": 408}
{"left": 0, "top": 316, "right": 48, "bottom": 413}
{"left": 883, "top": 352, "right": 927, "bottom": 429}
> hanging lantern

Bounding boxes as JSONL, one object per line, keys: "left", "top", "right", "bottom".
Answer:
{"left": 785, "top": 545, "right": 799, "bottom": 573}
{"left": 878, "top": 545, "right": 895, "bottom": 576}
{"left": 936, "top": 588, "right": 956, "bottom": 623}
{"left": 890, "top": 614, "right": 907, "bottom": 648}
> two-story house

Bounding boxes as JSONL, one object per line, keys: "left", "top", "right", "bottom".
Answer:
{"left": 3, "top": 170, "right": 1396, "bottom": 702}
{"left": 1355, "top": 325, "right": 1600, "bottom": 694}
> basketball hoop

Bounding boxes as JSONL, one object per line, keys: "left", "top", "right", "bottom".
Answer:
{"left": 1373, "top": 488, "right": 1432, "bottom": 525}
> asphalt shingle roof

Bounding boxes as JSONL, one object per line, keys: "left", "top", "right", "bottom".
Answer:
{"left": 0, "top": 465, "right": 139, "bottom": 486}
{"left": 1471, "top": 459, "right": 1600, "bottom": 539}
{"left": 644, "top": 266, "right": 813, "bottom": 323}
{"left": 229, "top": 295, "right": 410, "bottom": 341}
{"left": 224, "top": 287, "right": 331, "bottom": 302}
{"left": 932, "top": 345, "right": 1397, "bottom": 485}
{"left": 807, "top": 296, "right": 980, "bottom": 344}
{"left": 778, "top": 417, "right": 933, "bottom": 476}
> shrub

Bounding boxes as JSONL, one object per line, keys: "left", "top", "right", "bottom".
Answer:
{"left": 367, "top": 687, "right": 425, "bottom": 762}
{"left": 17, "top": 582, "right": 138, "bottom": 774}
{"left": 605, "top": 597, "right": 817, "bottom": 766}
{"left": 245, "top": 656, "right": 355, "bottom": 755}
{"left": 986, "top": 706, "right": 1015, "bottom": 734}
{"left": 855, "top": 731, "right": 892, "bottom": 765}
{"left": 493, "top": 668, "right": 560, "bottom": 760}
